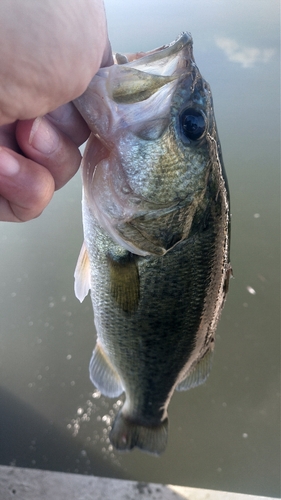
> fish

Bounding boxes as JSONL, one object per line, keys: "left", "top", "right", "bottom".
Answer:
{"left": 73, "top": 32, "right": 231, "bottom": 455}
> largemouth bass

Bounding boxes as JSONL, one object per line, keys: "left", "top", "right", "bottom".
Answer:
{"left": 73, "top": 32, "right": 231, "bottom": 455}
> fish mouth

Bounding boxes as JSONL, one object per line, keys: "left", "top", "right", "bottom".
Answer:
{"left": 74, "top": 32, "right": 195, "bottom": 130}
{"left": 106, "top": 33, "right": 194, "bottom": 106}
{"left": 119, "top": 32, "right": 193, "bottom": 75}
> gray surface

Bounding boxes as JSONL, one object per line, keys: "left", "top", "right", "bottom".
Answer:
{"left": 0, "top": 467, "right": 277, "bottom": 500}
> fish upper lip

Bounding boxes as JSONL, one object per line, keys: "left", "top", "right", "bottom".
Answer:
{"left": 120, "top": 32, "right": 194, "bottom": 79}
{"left": 128, "top": 32, "right": 193, "bottom": 66}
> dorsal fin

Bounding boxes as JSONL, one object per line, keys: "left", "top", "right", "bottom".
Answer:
{"left": 74, "top": 242, "right": 91, "bottom": 303}
{"left": 176, "top": 349, "right": 214, "bottom": 391}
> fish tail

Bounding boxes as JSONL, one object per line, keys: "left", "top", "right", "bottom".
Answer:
{"left": 109, "top": 411, "right": 168, "bottom": 455}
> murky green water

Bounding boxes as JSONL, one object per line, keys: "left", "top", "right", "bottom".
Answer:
{"left": 0, "top": 0, "right": 280, "bottom": 497}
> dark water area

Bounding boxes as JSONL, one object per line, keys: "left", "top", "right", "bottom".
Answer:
{"left": 0, "top": 0, "right": 280, "bottom": 497}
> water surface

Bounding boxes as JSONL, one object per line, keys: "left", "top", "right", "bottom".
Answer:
{"left": 0, "top": 0, "right": 280, "bottom": 497}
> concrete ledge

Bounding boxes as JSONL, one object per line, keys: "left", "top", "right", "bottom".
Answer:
{"left": 0, "top": 466, "right": 276, "bottom": 500}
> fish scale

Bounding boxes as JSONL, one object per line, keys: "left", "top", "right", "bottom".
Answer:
{"left": 73, "top": 32, "right": 231, "bottom": 454}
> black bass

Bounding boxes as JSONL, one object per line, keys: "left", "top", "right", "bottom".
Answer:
{"left": 73, "top": 32, "right": 231, "bottom": 455}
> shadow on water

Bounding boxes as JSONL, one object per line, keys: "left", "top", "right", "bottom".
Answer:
{"left": 0, "top": 387, "right": 129, "bottom": 480}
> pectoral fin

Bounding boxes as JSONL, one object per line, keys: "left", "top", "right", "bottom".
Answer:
{"left": 108, "top": 252, "right": 140, "bottom": 313}
{"left": 89, "top": 344, "right": 124, "bottom": 398}
{"left": 176, "top": 349, "right": 213, "bottom": 391}
{"left": 74, "top": 242, "right": 91, "bottom": 303}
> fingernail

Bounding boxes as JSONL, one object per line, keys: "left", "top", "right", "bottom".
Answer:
{"left": 29, "top": 116, "right": 59, "bottom": 154}
{"left": 0, "top": 148, "right": 20, "bottom": 176}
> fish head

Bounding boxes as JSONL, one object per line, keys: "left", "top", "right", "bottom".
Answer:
{"left": 74, "top": 33, "right": 220, "bottom": 256}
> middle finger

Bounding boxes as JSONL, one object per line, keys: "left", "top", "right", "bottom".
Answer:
{"left": 16, "top": 117, "right": 82, "bottom": 190}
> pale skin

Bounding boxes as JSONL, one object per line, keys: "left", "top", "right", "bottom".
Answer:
{"left": 0, "top": 0, "right": 113, "bottom": 222}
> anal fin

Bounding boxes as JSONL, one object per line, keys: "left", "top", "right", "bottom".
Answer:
{"left": 89, "top": 344, "right": 124, "bottom": 398}
{"left": 176, "top": 349, "right": 213, "bottom": 391}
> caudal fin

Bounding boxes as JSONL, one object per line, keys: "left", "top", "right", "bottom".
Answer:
{"left": 109, "top": 411, "right": 168, "bottom": 455}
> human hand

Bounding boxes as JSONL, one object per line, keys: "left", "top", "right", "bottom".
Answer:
{"left": 0, "top": 0, "right": 113, "bottom": 222}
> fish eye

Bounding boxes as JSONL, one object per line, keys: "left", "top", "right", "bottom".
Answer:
{"left": 180, "top": 109, "right": 206, "bottom": 141}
